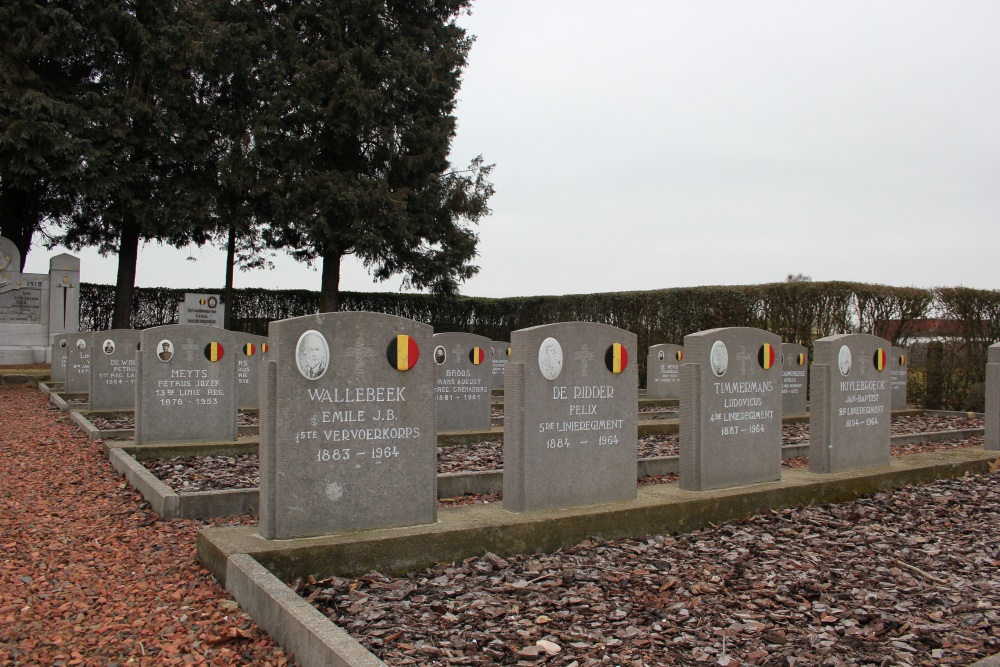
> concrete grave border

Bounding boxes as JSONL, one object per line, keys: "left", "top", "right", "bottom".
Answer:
{"left": 198, "top": 447, "right": 1000, "bottom": 667}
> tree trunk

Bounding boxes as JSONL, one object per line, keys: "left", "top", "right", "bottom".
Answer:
{"left": 0, "top": 184, "right": 42, "bottom": 272}
{"left": 224, "top": 222, "right": 236, "bottom": 330}
{"left": 112, "top": 219, "right": 141, "bottom": 329}
{"left": 320, "top": 249, "right": 342, "bottom": 313}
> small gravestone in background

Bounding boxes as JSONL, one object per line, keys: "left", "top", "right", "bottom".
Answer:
{"left": 259, "top": 312, "right": 436, "bottom": 539}
{"left": 645, "top": 343, "right": 683, "bottom": 399}
{"left": 503, "top": 322, "right": 637, "bottom": 512}
{"left": 236, "top": 334, "right": 269, "bottom": 410}
{"left": 490, "top": 340, "right": 510, "bottom": 390}
{"left": 433, "top": 332, "right": 493, "bottom": 432}
{"left": 780, "top": 343, "right": 809, "bottom": 416}
{"left": 986, "top": 344, "right": 1000, "bottom": 451}
{"left": 890, "top": 345, "right": 908, "bottom": 409}
{"left": 50, "top": 337, "right": 69, "bottom": 383}
{"left": 64, "top": 332, "right": 92, "bottom": 393}
{"left": 89, "top": 330, "right": 141, "bottom": 411}
{"left": 178, "top": 292, "right": 224, "bottom": 328}
{"left": 134, "top": 325, "right": 238, "bottom": 444}
{"left": 809, "top": 333, "right": 892, "bottom": 473}
{"left": 680, "top": 327, "right": 783, "bottom": 491}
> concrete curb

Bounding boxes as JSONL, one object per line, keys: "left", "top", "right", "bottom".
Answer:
{"left": 109, "top": 447, "right": 259, "bottom": 519}
{"left": 226, "top": 554, "right": 386, "bottom": 667}
{"left": 197, "top": 447, "right": 1000, "bottom": 667}
{"left": 116, "top": 427, "right": 985, "bottom": 519}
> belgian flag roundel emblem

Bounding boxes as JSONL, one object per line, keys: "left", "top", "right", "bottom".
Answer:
{"left": 797, "top": 352, "right": 806, "bottom": 366}
{"left": 242, "top": 343, "right": 256, "bottom": 356}
{"left": 675, "top": 350, "right": 683, "bottom": 362}
{"left": 387, "top": 335, "right": 419, "bottom": 372}
{"left": 261, "top": 343, "right": 268, "bottom": 354}
{"left": 605, "top": 343, "right": 628, "bottom": 374}
{"left": 469, "top": 347, "right": 486, "bottom": 365}
{"left": 204, "top": 342, "right": 225, "bottom": 362}
{"left": 898, "top": 354, "right": 906, "bottom": 366}
{"left": 758, "top": 343, "right": 776, "bottom": 370}
{"left": 873, "top": 348, "right": 887, "bottom": 371}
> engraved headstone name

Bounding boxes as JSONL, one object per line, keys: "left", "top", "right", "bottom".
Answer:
{"left": 89, "top": 330, "right": 141, "bottom": 411}
{"left": 645, "top": 344, "right": 683, "bottom": 399}
{"left": 433, "top": 332, "right": 493, "bottom": 432}
{"left": 780, "top": 343, "right": 809, "bottom": 416}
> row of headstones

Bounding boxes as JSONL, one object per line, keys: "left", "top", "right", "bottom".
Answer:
{"left": 647, "top": 342, "right": 910, "bottom": 412}
{"left": 258, "top": 314, "right": 913, "bottom": 540}
{"left": 49, "top": 326, "right": 508, "bottom": 441}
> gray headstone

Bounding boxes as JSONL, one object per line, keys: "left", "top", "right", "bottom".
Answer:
{"left": 50, "top": 337, "right": 69, "bottom": 383}
{"left": 680, "top": 327, "right": 783, "bottom": 491}
{"left": 178, "top": 292, "right": 224, "bottom": 328}
{"left": 986, "top": 344, "right": 1000, "bottom": 451}
{"left": 89, "top": 330, "right": 140, "bottom": 411}
{"left": 890, "top": 346, "right": 908, "bottom": 409}
{"left": 780, "top": 343, "right": 809, "bottom": 416}
{"left": 134, "top": 325, "right": 238, "bottom": 444}
{"left": 809, "top": 333, "right": 892, "bottom": 473}
{"left": 235, "top": 334, "right": 269, "bottom": 410}
{"left": 646, "top": 344, "right": 683, "bottom": 399}
{"left": 433, "top": 332, "right": 493, "bottom": 432}
{"left": 65, "top": 333, "right": 92, "bottom": 393}
{"left": 259, "top": 312, "right": 436, "bottom": 539}
{"left": 503, "top": 322, "right": 638, "bottom": 513}
{"left": 490, "top": 341, "right": 510, "bottom": 390}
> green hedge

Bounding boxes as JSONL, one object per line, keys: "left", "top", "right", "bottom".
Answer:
{"left": 78, "top": 281, "right": 998, "bottom": 408}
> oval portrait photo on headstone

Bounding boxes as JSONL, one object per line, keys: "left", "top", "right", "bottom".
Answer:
{"left": 103, "top": 339, "right": 116, "bottom": 355}
{"left": 710, "top": 341, "right": 728, "bottom": 377}
{"left": 157, "top": 340, "right": 174, "bottom": 362}
{"left": 76, "top": 338, "right": 87, "bottom": 352}
{"left": 838, "top": 345, "right": 852, "bottom": 376}
{"left": 433, "top": 345, "right": 446, "bottom": 365}
{"left": 658, "top": 350, "right": 665, "bottom": 361}
{"left": 538, "top": 337, "right": 563, "bottom": 380}
{"left": 296, "top": 329, "right": 329, "bottom": 380}
{"left": 59, "top": 338, "right": 68, "bottom": 349}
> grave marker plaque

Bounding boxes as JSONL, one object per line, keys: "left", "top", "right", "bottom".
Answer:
{"left": 490, "top": 341, "right": 510, "bottom": 390}
{"left": 503, "top": 322, "right": 637, "bottom": 512}
{"left": 178, "top": 292, "right": 224, "bottom": 328}
{"left": 986, "top": 343, "right": 1000, "bottom": 451}
{"left": 433, "top": 332, "right": 493, "bottom": 432}
{"left": 65, "top": 332, "right": 92, "bottom": 393}
{"left": 809, "top": 333, "right": 892, "bottom": 473}
{"left": 780, "top": 343, "right": 809, "bottom": 416}
{"left": 890, "top": 346, "right": 908, "bottom": 409}
{"left": 646, "top": 344, "right": 683, "bottom": 399}
{"left": 134, "top": 325, "right": 238, "bottom": 444}
{"left": 50, "top": 337, "right": 69, "bottom": 383}
{"left": 236, "top": 334, "right": 269, "bottom": 409}
{"left": 89, "top": 330, "right": 140, "bottom": 411}
{"left": 259, "top": 312, "right": 436, "bottom": 539}
{"left": 680, "top": 327, "right": 783, "bottom": 491}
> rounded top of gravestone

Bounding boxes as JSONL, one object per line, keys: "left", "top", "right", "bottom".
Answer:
{"left": 0, "top": 236, "right": 20, "bottom": 276}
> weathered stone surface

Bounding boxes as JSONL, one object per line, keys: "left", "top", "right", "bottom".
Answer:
{"left": 432, "top": 332, "right": 493, "bottom": 432}
{"left": 646, "top": 344, "right": 683, "bottom": 399}
{"left": 780, "top": 343, "right": 809, "bottom": 416}
{"left": 50, "top": 337, "right": 69, "bottom": 383}
{"left": 490, "top": 341, "right": 510, "bottom": 390}
{"left": 680, "top": 327, "right": 783, "bottom": 491}
{"left": 135, "top": 325, "right": 238, "bottom": 444}
{"left": 809, "top": 333, "right": 892, "bottom": 473}
{"left": 890, "top": 345, "right": 908, "bottom": 409}
{"left": 65, "top": 332, "right": 92, "bottom": 393}
{"left": 259, "top": 312, "right": 436, "bottom": 540}
{"left": 89, "top": 329, "right": 140, "bottom": 411}
{"left": 235, "top": 334, "right": 269, "bottom": 409}
{"left": 503, "top": 322, "right": 637, "bottom": 512}
{"left": 986, "top": 343, "right": 1000, "bottom": 451}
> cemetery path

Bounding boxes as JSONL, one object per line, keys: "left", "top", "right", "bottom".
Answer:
{"left": 0, "top": 384, "right": 294, "bottom": 667}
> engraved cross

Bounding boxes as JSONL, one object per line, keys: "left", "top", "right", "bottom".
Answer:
{"left": 735, "top": 344, "right": 754, "bottom": 375}
{"left": 181, "top": 341, "right": 200, "bottom": 362}
{"left": 573, "top": 343, "right": 595, "bottom": 378}
{"left": 345, "top": 335, "right": 377, "bottom": 376}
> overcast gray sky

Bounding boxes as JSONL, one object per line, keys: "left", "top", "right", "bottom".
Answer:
{"left": 24, "top": 0, "right": 1000, "bottom": 297}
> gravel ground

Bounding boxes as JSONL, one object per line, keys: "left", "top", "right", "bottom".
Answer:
{"left": 0, "top": 383, "right": 294, "bottom": 666}
{"left": 299, "top": 469, "right": 1000, "bottom": 666}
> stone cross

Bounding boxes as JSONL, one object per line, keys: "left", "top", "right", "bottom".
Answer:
{"left": 345, "top": 335, "right": 377, "bottom": 376}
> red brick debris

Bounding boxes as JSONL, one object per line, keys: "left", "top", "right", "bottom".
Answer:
{"left": 0, "top": 383, "right": 294, "bottom": 667}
